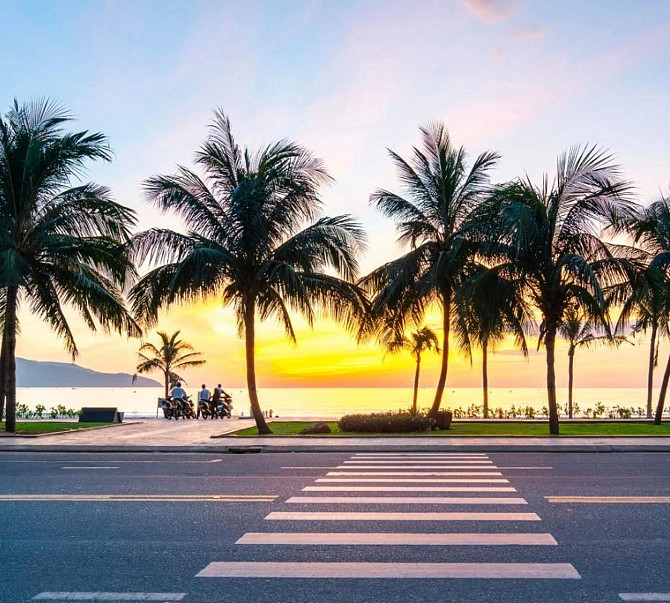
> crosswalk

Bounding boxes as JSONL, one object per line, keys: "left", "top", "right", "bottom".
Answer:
{"left": 196, "top": 452, "right": 581, "bottom": 581}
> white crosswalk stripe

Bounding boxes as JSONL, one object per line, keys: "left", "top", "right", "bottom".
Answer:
{"left": 303, "top": 486, "right": 517, "bottom": 492}
{"left": 236, "top": 532, "right": 558, "bottom": 546}
{"left": 195, "top": 452, "right": 580, "bottom": 581}
{"left": 327, "top": 471, "right": 504, "bottom": 476}
{"left": 197, "top": 561, "right": 580, "bottom": 579}
{"left": 266, "top": 511, "right": 541, "bottom": 521}
{"left": 286, "top": 496, "right": 528, "bottom": 505}
{"left": 316, "top": 478, "right": 510, "bottom": 483}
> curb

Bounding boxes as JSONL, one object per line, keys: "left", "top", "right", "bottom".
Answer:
{"left": 1, "top": 444, "right": 670, "bottom": 453}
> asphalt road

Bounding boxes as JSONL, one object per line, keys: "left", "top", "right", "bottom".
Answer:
{"left": 0, "top": 451, "right": 668, "bottom": 603}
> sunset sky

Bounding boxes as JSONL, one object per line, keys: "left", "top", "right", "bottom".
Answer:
{"left": 2, "top": 0, "right": 670, "bottom": 390}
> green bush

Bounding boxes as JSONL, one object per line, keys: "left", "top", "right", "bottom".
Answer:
{"left": 339, "top": 411, "right": 432, "bottom": 433}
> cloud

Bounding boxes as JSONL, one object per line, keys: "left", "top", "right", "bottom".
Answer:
{"left": 509, "top": 26, "right": 547, "bottom": 40}
{"left": 459, "top": 0, "right": 517, "bottom": 23}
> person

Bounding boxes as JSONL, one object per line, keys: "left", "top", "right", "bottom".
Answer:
{"left": 170, "top": 382, "right": 187, "bottom": 401}
{"left": 213, "top": 383, "right": 233, "bottom": 418}
{"left": 198, "top": 384, "right": 211, "bottom": 418}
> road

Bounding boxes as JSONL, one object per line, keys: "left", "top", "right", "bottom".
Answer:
{"left": 0, "top": 450, "right": 668, "bottom": 603}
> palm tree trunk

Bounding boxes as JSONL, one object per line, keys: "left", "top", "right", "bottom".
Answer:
{"left": 430, "top": 299, "right": 450, "bottom": 416}
{"left": 482, "top": 344, "right": 489, "bottom": 418}
{"left": 545, "top": 323, "right": 560, "bottom": 435}
{"left": 0, "top": 330, "right": 7, "bottom": 422}
{"left": 647, "top": 322, "right": 657, "bottom": 418}
{"left": 163, "top": 371, "right": 169, "bottom": 401}
{"left": 244, "top": 299, "right": 272, "bottom": 435}
{"left": 568, "top": 346, "right": 575, "bottom": 419}
{"left": 654, "top": 352, "right": 670, "bottom": 425}
{"left": 3, "top": 286, "right": 19, "bottom": 433}
{"left": 412, "top": 353, "right": 421, "bottom": 413}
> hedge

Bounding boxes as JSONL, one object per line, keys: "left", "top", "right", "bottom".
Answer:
{"left": 339, "top": 411, "right": 432, "bottom": 433}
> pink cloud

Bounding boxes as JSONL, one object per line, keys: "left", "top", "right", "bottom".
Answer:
{"left": 459, "top": 0, "right": 517, "bottom": 22}
{"left": 509, "top": 26, "right": 548, "bottom": 40}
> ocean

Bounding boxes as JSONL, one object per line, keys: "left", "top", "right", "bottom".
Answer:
{"left": 14, "top": 386, "right": 656, "bottom": 419}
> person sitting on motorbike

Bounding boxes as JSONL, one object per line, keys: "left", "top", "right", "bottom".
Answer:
{"left": 171, "top": 382, "right": 187, "bottom": 401}
{"left": 197, "top": 384, "right": 211, "bottom": 418}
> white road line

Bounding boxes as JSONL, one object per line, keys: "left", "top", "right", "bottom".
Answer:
{"left": 266, "top": 511, "right": 541, "bottom": 521}
{"left": 619, "top": 595, "right": 670, "bottom": 601}
{"left": 547, "top": 496, "right": 670, "bottom": 504}
{"left": 303, "top": 486, "right": 517, "bottom": 492}
{"left": 335, "top": 466, "right": 499, "bottom": 470}
{"left": 286, "top": 496, "right": 527, "bottom": 505}
{"left": 316, "top": 478, "right": 510, "bottom": 483}
{"left": 236, "top": 532, "right": 558, "bottom": 546}
{"left": 196, "top": 561, "right": 579, "bottom": 579}
{"left": 327, "top": 472, "right": 503, "bottom": 476}
{"left": 33, "top": 593, "right": 186, "bottom": 601}
{"left": 496, "top": 467, "right": 553, "bottom": 470}
{"left": 343, "top": 459, "right": 493, "bottom": 465}
{"left": 354, "top": 453, "right": 489, "bottom": 457}
{"left": 281, "top": 467, "right": 336, "bottom": 469}
{"left": 61, "top": 467, "right": 120, "bottom": 470}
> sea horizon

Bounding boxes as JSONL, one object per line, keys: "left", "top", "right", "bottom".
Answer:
{"left": 14, "top": 386, "right": 660, "bottom": 419}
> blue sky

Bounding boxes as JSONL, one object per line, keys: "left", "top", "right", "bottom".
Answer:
{"left": 3, "top": 0, "right": 670, "bottom": 386}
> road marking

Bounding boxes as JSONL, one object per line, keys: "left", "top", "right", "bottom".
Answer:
{"left": 236, "top": 532, "right": 558, "bottom": 546}
{"left": 61, "top": 467, "right": 120, "bottom": 470}
{"left": 327, "top": 471, "right": 503, "bottom": 476}
{"left": 316, "top": 478, "right": 510, "bottom": 483}
{"left": 304, "top": 486, "right": 517, "bottom": 492}
{"left": 286, "top": 496, "right": 527, "bottom": 505}
{"left": 354, "top": 453, "right": 489, "bottom": 457}
{"left": 282, "top": 467, "right": 336, "bottom": 469}
{"left": 547, "top": 496, "right": 670, "bottom": 504}
{"left": 33, "top": 593, "right": 186, "bottom": 601}
{"left": 344, "top": 459, "right": 493, "bottom": 466}
{"left": 0, "top": 494, "right": 276, "bottom": 502}
{"left": 266, "top": 511, "right": 541, "bottom": 521}
{"left": 619, "top": 594, "right": 670, "bottom": 601}
{"left": 196, "top": 561, "right": 579, "bottom": 579}
{"left": 335, "top": 465, "right": 497, "bottom": 475}
{"left": 496, "top": 467, "right": 553, "bottom": 470}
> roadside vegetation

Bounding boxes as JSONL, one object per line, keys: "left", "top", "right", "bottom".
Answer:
{"left": 0, "top": 422, "right": 111, "bottom": 435}
{"left": 4, "top": 99, "right": 670, "bottom": 436}
{"left": 229, "top": 420, "right": 670, "bottom": 437}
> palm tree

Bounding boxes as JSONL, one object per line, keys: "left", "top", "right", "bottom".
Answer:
{"left": 617, "top": 196, "right": 670, "bottom": 424}
{"left": 0, "top": 99, "right": 139, "bottom": 433}
{"left": 134, "top": 331, "right": 205, "bottom": 399}
{"left": 608, "top": 260, "right": 668, "bottom": 418}
{"left": 362, "top": 123, "right": 499, "bottom": 417}
{"left": 481, "top": 146, "right": 635, "bottom": 434}
{"left": 558, "top": 306, "right": 631, "bottom": 418}
{"left": 455, "top": 268, "right": 529, "bottom": 417}
{"left": 129, "top": 110, "right": 368, "bottom": 435}
{"left": 384, "top": 326, "right": 440, "bottom": 413}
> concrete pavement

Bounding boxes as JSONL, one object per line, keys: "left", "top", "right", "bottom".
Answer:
{"left": 1, "top": 417, "right": 670, "bottom": 452}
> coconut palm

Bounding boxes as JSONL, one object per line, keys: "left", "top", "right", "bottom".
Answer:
{"left": 362, "top": 123, "right": 499, "bottom": 417}
{"left": 559, "top": 306, "right": 631, "bottom": 418}
{"left": 129, "top": 110, "right": 368, "bottom": 435}
{"left": 0, "top": 99, "right": 139, "bottom": 433}
{"left": 455, "top": 267, "right": 530, "bottom": 417}
{"left": 616, "top": 196, "right": 670, "bottom": 424}
{"left": 481, "top": 145, "right": 635, "bottom": 433}
{"left": 384, "top": 326, "right": 440, "bottom": 413}
{"left": 608, "top": 260, "right": 670, "bottom": 418}
{"left": 134, "top": 331, "right": 205, "bottom": 399}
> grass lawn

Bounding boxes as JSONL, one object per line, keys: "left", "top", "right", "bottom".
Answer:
{"left": 228, "top": 420, "right": 670, "bottom": 437}
{"left": 0, "top": 422, "right": 112, "bottom": 435}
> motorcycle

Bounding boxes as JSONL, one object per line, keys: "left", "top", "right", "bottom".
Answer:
{"left": 158, "top": 395, "right": 196, "bottom": 420}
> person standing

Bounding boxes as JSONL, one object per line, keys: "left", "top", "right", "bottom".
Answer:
{"left": 198, "top": 384, "right": 211, "bottom": 418}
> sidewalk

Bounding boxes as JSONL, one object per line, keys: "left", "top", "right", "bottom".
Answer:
{"left": 1, "top": 418, "right": 670, "bottom": 452}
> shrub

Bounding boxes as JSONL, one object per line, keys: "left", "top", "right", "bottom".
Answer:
{"left": 339, "top": 411, "right": 432, "bottom": 433}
